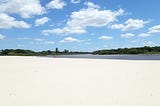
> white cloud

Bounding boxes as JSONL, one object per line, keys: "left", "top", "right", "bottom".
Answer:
{"left": 0, "top": 13, "right": 30, "bottom": 29}
{"left": 121, "top": 33, "right": 134, "bottom": 38}
{"left": 148, "top": 25, "right": 160, "bottom": 34}
{"left": 143, "top": 41, "right": 156, "bottom": 46}
{"left": 46, "top": 0, "right": 66, "bottom": 9}
{"left": 35, "top": 38, "right": 44, "bottom": 42}
{"left": 131, "top": 39, "right": 156, "bottom": 46}
{"left": 32, "top": 39, "right": 55, "bottom": 45}
{"left": 110, "top": 19, "right": 148, "bottom": 31}
{"left": 123, "top": 19, "right": 148, "bottom": 31}
{"left": 98, "top": 36, "right": 112, "bottom": 40}
{"left": 138, "top": 33, "right": 151, "bottom": 37}
{"left": 44, "top": 41, "right": 55, "bottom": 45}
{"left": 0, "top": 0, "right": 45, "bottom": 18}
{"left": 0, "top": 34, "right": 5, "bottom": 40}
{"left": 131, "top": 40, "right": 138, "bottom": 43}
{"left": 17, "top": 37, "right": 31, "bottom": 40}
{"left": 110, "top": 24, "right": 124, "bottom": 29}
{"left": 84, "top": 1, "right": 100, "bottom": 9}
{"left": 137, "top": 24, "right": 160, "bottom": 38}
{"left": 60, "top": 37, "right": 81, "bottom": 43}
{"left": 35, "top": 17, "right": 50, "bottom": 26}
{"left": 42, "top": 2, "right": 124, "bottom": 35}
{"left": 42, "top": 26, "right": 86, "bottom": 35}
{"left": 71, "top": 0, "right": 81, "bottom": 4}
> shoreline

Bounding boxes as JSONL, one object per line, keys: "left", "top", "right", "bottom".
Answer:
{"left": 2, "top": 54, "right": 160, "bottom": 60}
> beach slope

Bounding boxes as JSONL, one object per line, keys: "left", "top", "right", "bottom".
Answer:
{"left": 0, "top": 56, "right": 160, "bottom": 106}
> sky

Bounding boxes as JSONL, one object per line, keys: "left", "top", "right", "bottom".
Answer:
{"left": 0, "top": 0, "right": 160, "bottom": 51}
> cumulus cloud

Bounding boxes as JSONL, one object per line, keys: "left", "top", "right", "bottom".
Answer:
{"left": 138, "top": 33, "right": 151, "bottom": 37}
{"left": 110, "top": 19, "right": 148, "bottom": 31}
{"left": 131, "top": 40, "right": 138, "bottom": 43}
{"left": 98, "top": 36, "right": 112, "bottom": 40}
{"left": 148, "top": 24, "right": 160, "bottom": 34}
{"left": 44, "top": 41, "right": 55, "bottom": 45}
{"left": 110, "top": 24, "right": 124, "bottom": 29}
{"left": 32, "top": 39, "right": 55, "bottom": 45}
{"left": 121, "top": 33, "right": 134, "bottom": 38}
{"left": 42, "top": 2, "right": 124, "bottom": 35}
{"left": 0, "top": 0, "right": 45, "bottom": 18}
{"left": 35, "top": 17, "right": 50, "bottom": 26}
{"left": 17, "top": 37, "right": 31, "bottom": 40}
{"left": 60, "top": 37, "right": 81, "bottom": 43}
{"left": 71, "top": 0, "right": 81, "bottom": 4}
{"left": 46, "top": 0, "right": 66, "bottom": 9}
{"left": 136, "top": 24, "right": 160, "bottom": 38}
{"left": 0, "top": 13, "right": 30, "bottom": 29}
{"left": 143, "top": 41, "right": 156, "bottom": 46}
{"left": 42, "top": 27, "right": 86, "bottom": 35}
{"left": 0, "top": 34, "right": 5, "bottom": 40}
{"left": 35, "top": 38, "right": 44, "bottom": 42}
{"left": 137, "top": 24, "right": 160, "bottom": 38}
{"left": 122, "top": 19, "right": 148, "bottom": 31}
{"left": 84, "top": 1, "right": 100, "bottom": 9}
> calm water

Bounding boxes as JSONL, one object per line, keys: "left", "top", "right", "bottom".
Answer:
{"left": 53, "top": 54, "right": 160, "bottom": 60}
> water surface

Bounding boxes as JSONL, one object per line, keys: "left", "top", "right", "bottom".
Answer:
{"left": 55, "top": 54, "right": 160, "bottom": 60}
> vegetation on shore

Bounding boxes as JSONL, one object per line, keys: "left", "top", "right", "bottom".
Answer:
{"left": 1, "top": 46, "right": 160, "bottom": 56}
{"left": 0, "top": 48, "right": 91, "bottom": 56}
{"left": 93, "top": 46, "right": 160, "bottom": 55}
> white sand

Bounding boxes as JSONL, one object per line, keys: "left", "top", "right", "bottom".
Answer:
{"left": 0, "top": 56, "right": 160, "bottom": 106}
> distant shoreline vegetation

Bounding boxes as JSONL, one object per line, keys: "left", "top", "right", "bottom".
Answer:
{"left": 0, "top": 46, "right": 160, "bottom": 56}
{"left": 93, "top": 46, "right": 160, "bottom": 55}
{"left": 0, "top": 48, "right": 91, "bottom": 56}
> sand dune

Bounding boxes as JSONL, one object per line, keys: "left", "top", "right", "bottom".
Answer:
{"left": 0, "top": 56, "right": 160, "bottom": 106}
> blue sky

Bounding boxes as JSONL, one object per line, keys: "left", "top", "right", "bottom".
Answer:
{"left": 0, "top": 0, "right": 160, "bottom": 51}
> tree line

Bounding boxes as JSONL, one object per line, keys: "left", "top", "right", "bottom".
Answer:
{"left": 1, "top": 46, "right": 160, "bottom": 56}
{"left": 93, "top": 46, "right": 160, "bottom": 55}
{"left": 0, "top": 48, "right": 91, "bottom": 56}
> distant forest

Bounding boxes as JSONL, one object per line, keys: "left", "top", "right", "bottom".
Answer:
{"left": 93, "top": 46, "right": 160, "bottom": 55}
{"left": 0, "top": 48, "right": 91, "bottom": 56}
{"left": 1, "top": 46, "right": 160, "bottom": 56}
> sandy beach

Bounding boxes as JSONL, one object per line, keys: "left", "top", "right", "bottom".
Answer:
{"left": 0, "top": 56, "right": 160, "bottom": 106}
